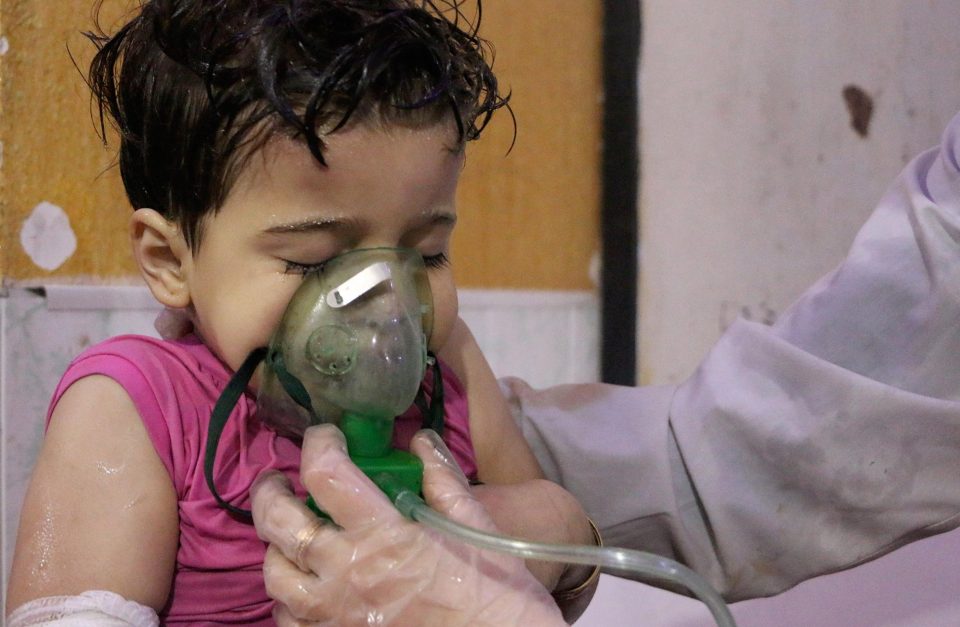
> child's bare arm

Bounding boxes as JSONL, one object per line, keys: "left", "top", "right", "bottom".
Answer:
{"left": 437, "top": 317, "right": 545, "bottom": 485}
{"left": 6, "top": 376, "right": 179, "bottom": 614}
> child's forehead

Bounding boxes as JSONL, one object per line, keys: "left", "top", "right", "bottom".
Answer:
{"left": 249, "top": 117, "right": 464, "bottom": 166}
{"left": 222, "top": 119, "right": 465, "bottom": 208}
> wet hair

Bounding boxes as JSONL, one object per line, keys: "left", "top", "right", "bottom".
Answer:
{"left": 86, "top": 0, "right": 508, "bottom": 250}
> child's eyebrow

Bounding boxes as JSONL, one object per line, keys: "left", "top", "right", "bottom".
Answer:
{"left": 422, "top": 212, "right": 458, "bottom": 228}
{"left": 264, "top": 216, "right": 346, "bottom": 234}
{"left": 263, "top": 212, "right": 457, "bottom": 235}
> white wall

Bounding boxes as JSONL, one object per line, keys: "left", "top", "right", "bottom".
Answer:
{"left": 639, "top": 0, "right": 960, "bottom": 384}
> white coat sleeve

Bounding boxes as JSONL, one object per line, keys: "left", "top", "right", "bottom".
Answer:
{"left": 504, "top": 110, "right": 960, "bottom": 602}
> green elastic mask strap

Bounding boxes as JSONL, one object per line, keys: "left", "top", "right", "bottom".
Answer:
{"left": 205, "top": 346, "right": 267, "bottom": 520}
{"left": 417, "top": 351, "right": 445, "bottom": 435}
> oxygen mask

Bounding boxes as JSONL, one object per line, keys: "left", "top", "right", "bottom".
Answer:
{"left": 256, "top": 247, "right": 434, "bottom": 441}
{"left": 205, "top": 247, "right": 439, "bottom": 517}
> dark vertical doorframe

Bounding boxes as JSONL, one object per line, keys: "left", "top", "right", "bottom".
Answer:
{"left": 600, "top": 0, "right": 640, "bottom": 384}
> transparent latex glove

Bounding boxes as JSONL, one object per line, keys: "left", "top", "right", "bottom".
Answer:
{"left": 251, "top": 425, "right": 566, "bottom": 627}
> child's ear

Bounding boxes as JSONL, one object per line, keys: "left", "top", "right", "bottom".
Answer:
{"left": 130, "top": 208, "right": 192, "bottom": 308}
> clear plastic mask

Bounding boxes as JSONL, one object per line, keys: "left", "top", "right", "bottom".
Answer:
{"left": 256, "top": 247, "right": 434, "bottom": 439}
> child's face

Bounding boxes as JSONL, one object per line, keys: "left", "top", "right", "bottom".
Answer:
{"left": 183, "top": 121, "right": 463, "bottom": 376}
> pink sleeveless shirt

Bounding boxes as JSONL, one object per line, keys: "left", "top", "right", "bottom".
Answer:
{"left": 47, "top": 334, "right": 477, "bottom": 625}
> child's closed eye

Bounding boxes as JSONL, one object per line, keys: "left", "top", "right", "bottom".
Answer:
{"left": 283, "top": 259, "right": 328, "bottom": 275}
{"left": 283, "top": 252, "right": 449, "bottom": 275}
{"left": 423, "top": 252, "right": 450, "bottom": 269}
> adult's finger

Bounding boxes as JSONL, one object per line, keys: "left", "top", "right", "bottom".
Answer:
{"left": 272, "top": 603, "right": 310, "bottom": 627}
{"left": 410, "top": 429, "right": 469, "bottom": 488}
{"left": 298, "top": 424, "right": 399, "bottom": 529}
{"left": 251, "top": 470, "right": 336, "bottom": 569}
{"left": 263, "top": 544, "right": 340, "bottom": 623}
{"left": 410, "top": 429, "right": 499, "bottom": 533}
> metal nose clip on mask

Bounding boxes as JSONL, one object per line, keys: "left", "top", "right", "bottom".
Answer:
{"left": 205, "top": 248, "right": 440, "bottom": 518}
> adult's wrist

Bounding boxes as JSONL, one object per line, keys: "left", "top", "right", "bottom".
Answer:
{"left": 551, "top": 517, "right": 602, "bottom": 622}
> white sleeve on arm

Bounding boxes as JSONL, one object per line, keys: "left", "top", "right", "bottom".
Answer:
{"left": 6, "top": 591, "right": 159, "bottom": 627}
{"left": 505, "top": 110, "right": 960, "bottom": 601}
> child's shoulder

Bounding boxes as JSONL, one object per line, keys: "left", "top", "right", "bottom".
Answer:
{"left": 53, "top": 334, "right": 232, "bottom": 423}
{"left": 70, "top": 333, "right": 228, "bottom": 383}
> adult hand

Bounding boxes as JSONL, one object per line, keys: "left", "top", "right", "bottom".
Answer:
{"left": 251, "top": 425, "right": 566, "bottom": 626}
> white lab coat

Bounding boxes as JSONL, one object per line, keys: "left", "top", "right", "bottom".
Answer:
{"left": 504, "top": 111, "right": 960, "bottom": 602}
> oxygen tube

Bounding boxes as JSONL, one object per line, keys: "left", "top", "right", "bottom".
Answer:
{"left": 208, "top": 248, "right": 736, "bottom": 627}
{"left": 383, "top": 479, "right": 736, "bottom": 627}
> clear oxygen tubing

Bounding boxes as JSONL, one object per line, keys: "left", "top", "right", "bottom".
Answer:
{"left": 391, "top": 487, "right": 737, "bottom": 627}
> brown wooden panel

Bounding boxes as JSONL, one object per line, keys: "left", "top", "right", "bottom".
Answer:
{"left": 1, "top": 1, "right": 601, "bottom": 290}
{"left": 453, "top": 0, "right": 602, "bottom": 290}
{"left": 2, "top": 0, "right": 137, "bottom": 284}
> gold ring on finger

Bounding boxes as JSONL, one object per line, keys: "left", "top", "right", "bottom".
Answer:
{"left": 293, "top": 518, "right": 326, "bottom": 572}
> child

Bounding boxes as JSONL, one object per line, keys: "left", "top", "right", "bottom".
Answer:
{"left": 5, "top": 1, "right": 596, "bottom": 624}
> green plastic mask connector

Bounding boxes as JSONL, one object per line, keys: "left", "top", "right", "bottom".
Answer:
{"left": 306, "top": 412, "right": 424, "bottom": 518}
{"left": 340, "top": 412, "right": 393, "bottom": 457}
{"left": 341, "top": 411, "right": 424, "bottom": 495}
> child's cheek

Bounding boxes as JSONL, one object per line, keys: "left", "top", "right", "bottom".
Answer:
{"left": 266, "top": 279, "right": 308, "bottom": 335}
{"left": 427, "top": 273, "right": 458, "bottom": 352}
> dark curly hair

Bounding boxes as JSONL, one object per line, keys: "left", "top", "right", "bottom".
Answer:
{"left": 86, "top": 0, "right": 508, "bottom": 250}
